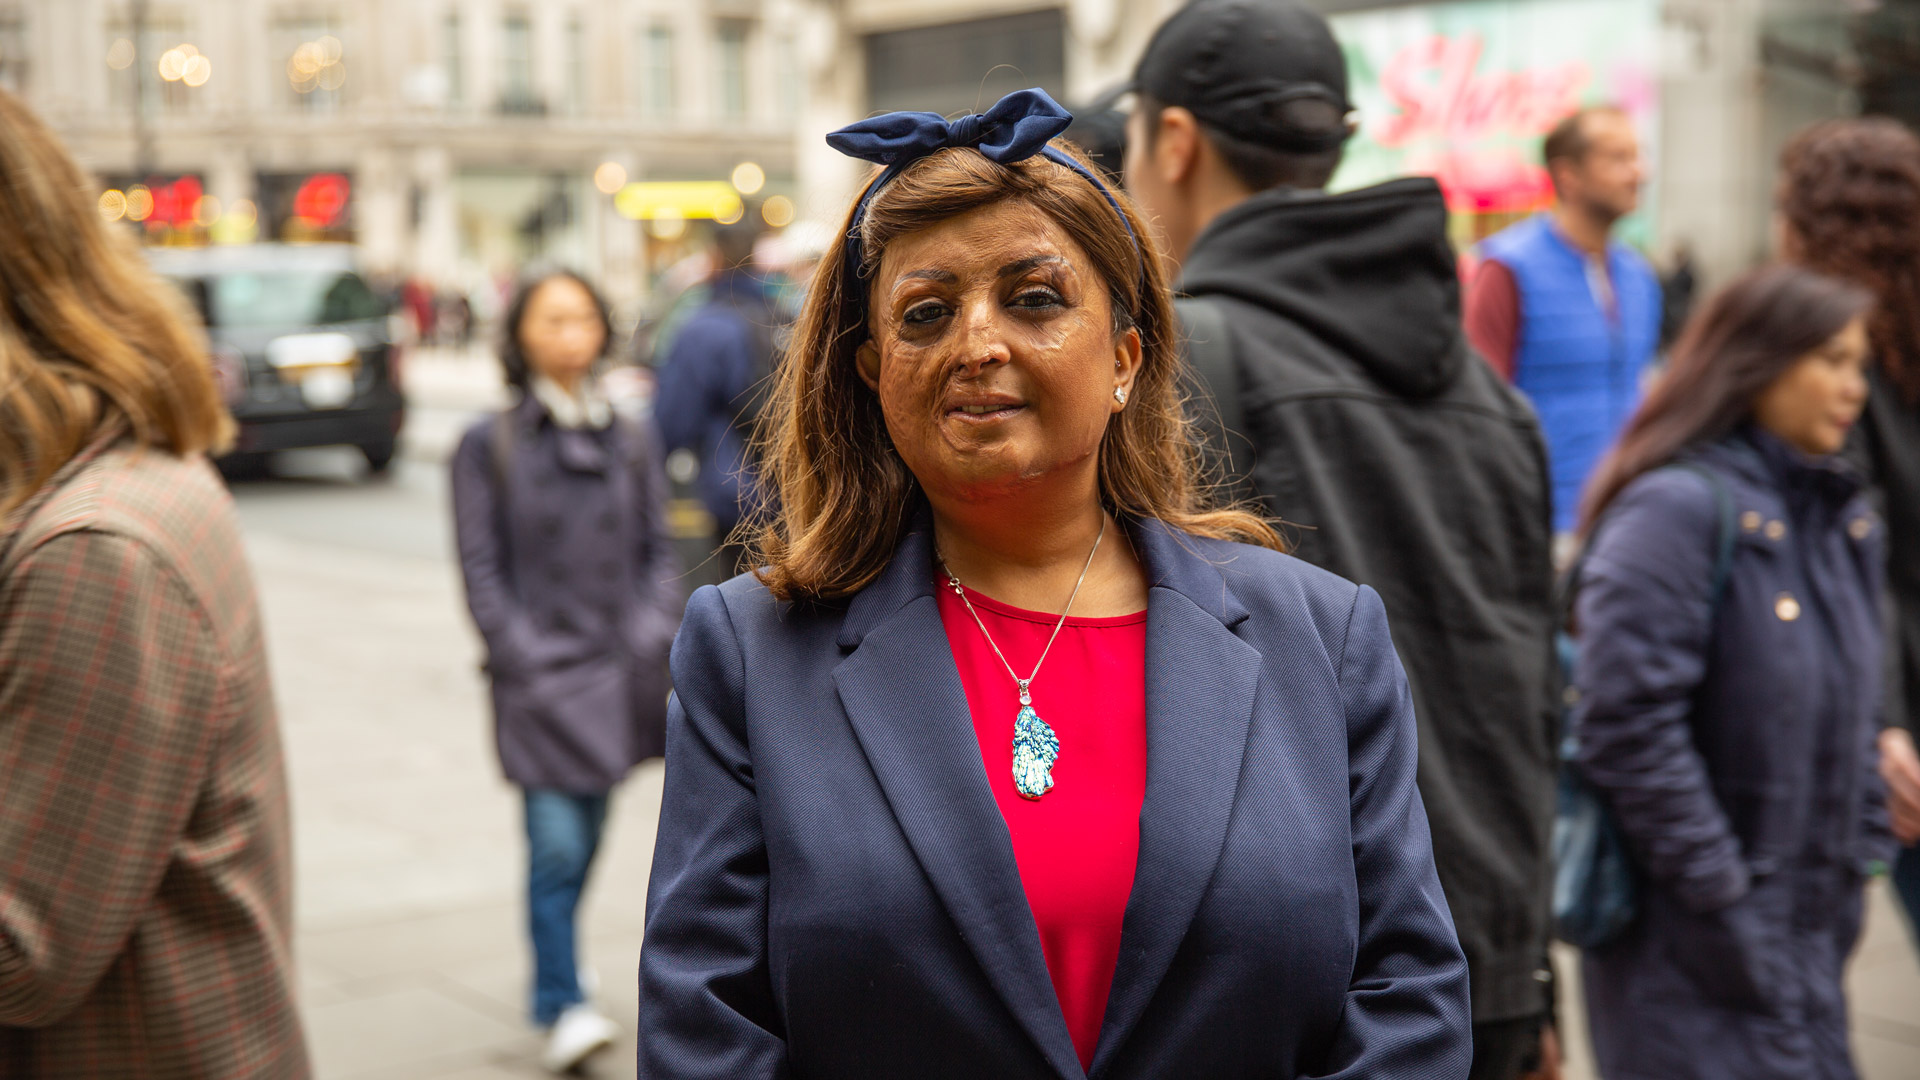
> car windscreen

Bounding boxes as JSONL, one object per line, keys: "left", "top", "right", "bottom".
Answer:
{"left": 202, "top": 270, "right": 385, "bottom": 329}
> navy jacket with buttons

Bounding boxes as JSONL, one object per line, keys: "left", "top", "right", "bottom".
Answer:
{"left": 1571, "top": 428, "right": 1896, "bottom": 1080}
{"left": 637, "top": 515, "right": 1470, "bottom": 1079}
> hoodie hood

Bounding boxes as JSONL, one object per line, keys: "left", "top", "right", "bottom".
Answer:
{"left": 1176, "top": 176, "right": 1465, "bottom": 399}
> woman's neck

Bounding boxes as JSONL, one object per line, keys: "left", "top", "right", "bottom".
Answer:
{"left": 929, "top": 484, "right": 1147, "bottom": 618}
{"left": 537, "top": 370, "right": 586, "bottom": 398}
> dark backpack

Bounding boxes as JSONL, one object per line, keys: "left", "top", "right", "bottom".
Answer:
{"left": 1553, "top": 462, "right": 1737, "bottom": 948}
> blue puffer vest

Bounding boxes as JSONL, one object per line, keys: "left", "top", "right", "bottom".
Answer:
{"left": 1481, "top": 215, "right": 1661, "bottom": 532}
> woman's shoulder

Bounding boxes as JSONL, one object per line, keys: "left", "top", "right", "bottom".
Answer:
{"left": 5, "top": 441, "right": 252, "bottom": 635}
{"left": 1604, "top": 458, "right": 1734, "bottom": 534}
{"left": 1153, "top": 526, "right": 1370, "bottom": 646}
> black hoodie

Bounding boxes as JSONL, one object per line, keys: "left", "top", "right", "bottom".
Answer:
{"left": 1181, "top": 177, "right": 1559, "bottom": 1024}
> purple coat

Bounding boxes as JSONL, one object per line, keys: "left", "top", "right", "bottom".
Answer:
{"left": 452, "top": 395, "right": 682, "bottom": 793}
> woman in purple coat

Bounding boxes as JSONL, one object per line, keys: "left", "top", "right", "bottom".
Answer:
{"left": 451, "top": 269, "right": 681, "bottom": 1072}
{"left": 1570, "top": 265, "right": 1896, "bottom": 1079}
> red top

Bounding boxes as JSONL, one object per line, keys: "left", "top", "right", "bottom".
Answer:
{"left": 935, "top": 581, "right": 1148, "bottom": 1071}
{"left": 1464, "top": 259, "right": 1522, "bottom": 380}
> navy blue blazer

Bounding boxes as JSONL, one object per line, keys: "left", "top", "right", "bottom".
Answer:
{"left": 638, "top": 516, "right": 1470, "bottom": 1079}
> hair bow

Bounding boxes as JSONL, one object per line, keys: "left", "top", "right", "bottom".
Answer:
{"left": 826, "top": 87, "right": 1138, "bottom": 279}
{"left": 826, "top": 88, "right": 1073, "bottom": 167}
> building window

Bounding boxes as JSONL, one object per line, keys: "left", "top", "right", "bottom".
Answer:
{"left": 715, "top": 19, "right": 748, "bottom": 122}
{"left": 565, "top": 15, "right": 585, "bottom": 115}
{"left": 865, "top": 9, "right": 1065, "bottom": 115}
{"left": 274, "top": 15, "right": 346, "bottom": 113}
{"left": 107, "top": 16, "right": 194, "bottom": 114}
{"left": 641, "top": 24, "right": 675, "bottom": 120}
{"left": 499, "top": 10, "right": 539, "bottom": 113}
{"left": 774, "top": 32, "right": 799, "bottom": 121}
{"left": 442, "top": 12, "right": 463, "bottom": 107}
{"left": 0, "top": 13, "right": 27, "bottom": 95}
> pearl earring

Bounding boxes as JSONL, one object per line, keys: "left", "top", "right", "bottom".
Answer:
{"left": 1113, "top": 387, "right": 1128, "bottom": 404}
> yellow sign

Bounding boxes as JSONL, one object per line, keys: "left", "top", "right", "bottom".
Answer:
{"left": 614, "top": 181, "right": 744, "bottom": 222}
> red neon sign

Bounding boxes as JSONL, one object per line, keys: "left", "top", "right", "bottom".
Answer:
{"left": 292, "top": 173, "right": 351, "bottom": 227}
{"left": 1374, "top": 33, "right": 1592, "bottom": 215}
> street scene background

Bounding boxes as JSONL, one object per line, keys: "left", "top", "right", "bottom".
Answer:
{"left": 246, "top": 347, "right": 1920, "bottom": 1079}
{"left": 11, "top": 0, "right": 1920, "bottom": 1075}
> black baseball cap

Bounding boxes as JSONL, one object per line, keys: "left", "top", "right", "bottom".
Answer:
{"left": 1131, "top": 0, "right": 1352, "bottom": 153}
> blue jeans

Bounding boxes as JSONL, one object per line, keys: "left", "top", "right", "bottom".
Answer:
{"left": 524, "top": 788, "right": 610, "bottom": 1026}
{"left": 1894, "top": 843, "right": 1920, "bottom": 948}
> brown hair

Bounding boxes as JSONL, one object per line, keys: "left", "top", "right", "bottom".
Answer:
{"left": 1543, "top": 105, "right": 1627, "bottom": 169}
{"left": 746, "top": 139, "right": 1281, "bottom": 602}
{"left": 0, "top": 89, "right": 230, "bottom": 516}
{"left": 1777, "top": 117, "right": 1920, "bottom": 403}
{"left": 1577, "top": 264, "right": 1872, "bottom": 536}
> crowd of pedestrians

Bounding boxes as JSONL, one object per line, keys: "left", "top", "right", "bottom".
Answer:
{"left": 6, "top": 0, "right": 1920, "bottom": 1077}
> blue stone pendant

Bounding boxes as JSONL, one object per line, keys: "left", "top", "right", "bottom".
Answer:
{"left": 1011, "top": 702, "right": 1060, "bottom": 800}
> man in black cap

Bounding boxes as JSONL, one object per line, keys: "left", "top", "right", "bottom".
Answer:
{"left": 1125, "top": 3, "right": 1559, "bottom": 1077}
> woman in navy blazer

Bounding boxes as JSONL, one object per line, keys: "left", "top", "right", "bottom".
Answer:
{"left": 638, "top": 90, "right": 1470, "bottom": 1079}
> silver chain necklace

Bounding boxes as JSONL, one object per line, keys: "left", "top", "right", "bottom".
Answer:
{"left": 940, "top": 517, "right": 1106, "bottom": 800}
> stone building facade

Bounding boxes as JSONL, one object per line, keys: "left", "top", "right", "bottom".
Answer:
{"left": 12, "top": 0, "right": 802, "bottom": 306}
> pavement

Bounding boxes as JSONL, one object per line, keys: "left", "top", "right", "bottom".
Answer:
{"left": 228, "top": 346, "right": 1920, "bottom": 1079}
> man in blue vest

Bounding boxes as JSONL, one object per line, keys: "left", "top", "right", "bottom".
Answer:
{"left": 1468, "top": 106, "right": 1661, "bottom": 547}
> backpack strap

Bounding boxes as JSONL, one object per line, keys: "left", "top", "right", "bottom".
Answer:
{"left": 488, "top": 411, "right": 515, "bottom": 500}
{"left": 1668, "top": 462, "right": 1739, "bottom": 607}
{"left": 1172, "top": 295, "right": 1252, "bottom": 497}
{"left": 1559, "top": 460, "right": 1740, "bottom": 625}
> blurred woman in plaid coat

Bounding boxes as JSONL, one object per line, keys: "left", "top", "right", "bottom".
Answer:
{"left": 0, "top": 91, "right": 309, "bottom": 1076}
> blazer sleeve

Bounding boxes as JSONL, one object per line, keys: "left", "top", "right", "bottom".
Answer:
{"left": 1573, "top": 470, "right": 1750, "bottom": 913}
{"left": 638, "top": 585, "right": 788, "bottom": 1079}
{"left": 1318, "top": 585, "right": 1473, "bottom": 1079}
{"left": 0, "top": 532, "right": 219, "bottom": 1026}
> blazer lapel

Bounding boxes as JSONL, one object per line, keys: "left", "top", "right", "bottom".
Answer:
{"left": 1090, "top": 522, "right": 1262, "bottom": 1077}
{"left": 833, "top": 523, "right": 1085, "bottom": 1080}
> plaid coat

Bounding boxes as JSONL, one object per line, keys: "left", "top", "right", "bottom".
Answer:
{"left": 0, "top": 435, "right": 309, "bottom": 1077}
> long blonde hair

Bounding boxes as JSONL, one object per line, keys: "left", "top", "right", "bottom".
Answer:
{"left": 0, "top": 88, "right": 230, "bottom": 516}
{"left": 747, "top": 139, "right": 1281, "bottom": 602}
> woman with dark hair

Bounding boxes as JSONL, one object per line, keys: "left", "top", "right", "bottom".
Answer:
{"left": 1570, "top": 265, "right": 1892, "bottom": 1080}
{"left": 450, "top": 269, "right": 680, "bottom": 1072}
{"left": 1777, "top": 117, "right": 1920, "bottom": 943}
{"left": 637, "top": 89, "right": 1470, "bottom": 1078}
{"left": 0, "top": 90, "right": 308, "bottom": 1075}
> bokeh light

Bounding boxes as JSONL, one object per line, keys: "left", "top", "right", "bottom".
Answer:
{"left": 649, "top": 210, "right": 687, "bottom": 241}
{"left": 125, "top": 186, "right": 155, "bottom": 222}
{"left": 289, "top": 38, "right": 345, "bottom": 93}
{"left": 106, "top": 38, "right": 135, "bottom": 70}
{"left": 158, "top": 48, "right": 187, "bottom": 82}
{"left": 730, "top": 161, "right": 766, "bottom": 196}
{"left": 194, "top": 195, "right": 222, "bottom": 227}
{"left": 761, "top": 195, "right": 795, "bottom": 228}
{"left": 182, "top": 55, "right": 212, "bottom": 87}
{"left": 230, "top": 198, "right": 259, "bottom": 229}
{"left": 593, "top": 162, "right": 628, "bottom": 195}
{"left": 98, "top": 189, "right": 128, "bottom": 222}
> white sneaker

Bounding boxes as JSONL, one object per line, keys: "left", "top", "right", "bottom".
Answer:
{"left": 541, "top": 1003, "right": 618, "bottom": 1074}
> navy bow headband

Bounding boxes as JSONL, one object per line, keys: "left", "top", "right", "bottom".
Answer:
{"left": 826, "top": 88, "right": 1139, "bottom": 280}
